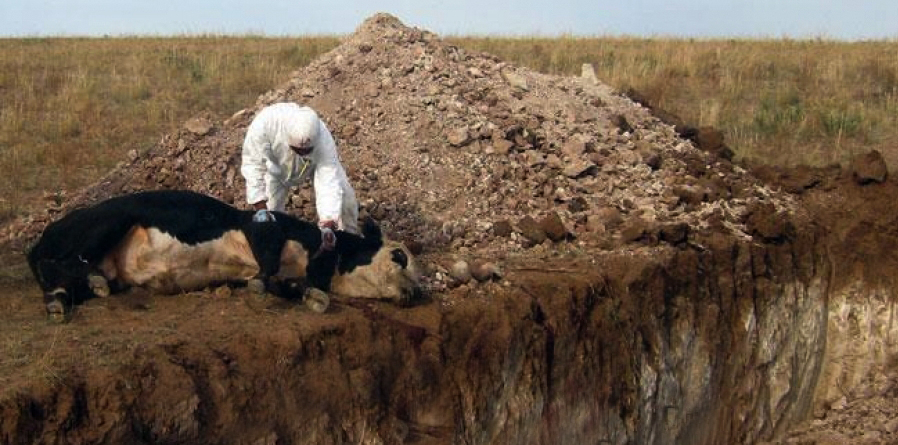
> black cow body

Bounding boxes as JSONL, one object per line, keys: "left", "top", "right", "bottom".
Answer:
{"left": 27, "top": 190, "right": 421, "bottom": 319}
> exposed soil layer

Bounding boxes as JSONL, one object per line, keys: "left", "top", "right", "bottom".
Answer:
{"left": 1, "top": 13, "right": 896, "bottom": 445}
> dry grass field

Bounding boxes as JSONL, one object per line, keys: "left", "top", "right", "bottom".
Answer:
{"left": 0, "top": 36, "right": 339, "bottom": 221}
{"left": 1, "top": 35, "right": 896, "bottom": 223}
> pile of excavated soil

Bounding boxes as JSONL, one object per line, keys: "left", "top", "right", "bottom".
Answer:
{"left": 1, "top": 13, "right": 797, "bottom": 292}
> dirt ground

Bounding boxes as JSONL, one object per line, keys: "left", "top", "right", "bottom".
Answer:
{"left": 3, "top": 173, "right": 898, "bottom": 444}
{"left": 1, "top": 12, "right": 897, "bottom": 445}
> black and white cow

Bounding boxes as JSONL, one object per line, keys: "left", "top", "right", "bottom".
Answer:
{"left": 27, "top": 190, "right": 422, "bottom": 320}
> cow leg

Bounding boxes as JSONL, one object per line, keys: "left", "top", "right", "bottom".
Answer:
{"left": 281, "top": 278, "right": 306, "bottom": 299}
{"left": 87, "top": 273, "right": 110, "bottom": 297}
{"left": 263, "top": 277, "right": 305, "bottom": 300}
{"left": 247, "top": 276, "right": 267, "bottom": 295}
{"left": 260, "top": 275, "right": 327, "bottom": 311}
{"left": 43, "top": 288, "right": 69, "bottom": 323}
{"left": 31, "top": 258, "right": 86, "bottom": 320}
{"left": 244, "top": 219, "right": 286, "bottom": 292}
{"left": 305, "top": 250, "right": 338, "bottom": 292}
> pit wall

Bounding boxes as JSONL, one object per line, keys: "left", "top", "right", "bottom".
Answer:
{"left": 4, "top": 229, "right": 894, "bottom": 445}
{"left": 515, "top": 234, "right": 833, "bottom": 445}
{"left": 813, "top": 284, "right": 898, "bottom": 418}
{"left": 523, "top": 231, "right": 897, "bottom": 445}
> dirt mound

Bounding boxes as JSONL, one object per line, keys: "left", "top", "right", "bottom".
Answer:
{"left": 1, "top": 14, "right": 794, "bottom": 288}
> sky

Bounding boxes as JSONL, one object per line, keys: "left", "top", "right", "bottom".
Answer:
{"left": 0, "top": 0, "right": 896, "bottom": 40}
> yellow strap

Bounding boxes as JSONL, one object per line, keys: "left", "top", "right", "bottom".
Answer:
{"left": 298, "top": 158, "right": 311, "bottom": 178}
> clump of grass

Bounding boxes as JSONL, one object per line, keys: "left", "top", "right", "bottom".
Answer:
{"left": 753, "top": 93, "right": 807, "bottom": 136}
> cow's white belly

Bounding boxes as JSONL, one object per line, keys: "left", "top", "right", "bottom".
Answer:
{"left": 101, "top": 227, "right": 260, "bottom": 293}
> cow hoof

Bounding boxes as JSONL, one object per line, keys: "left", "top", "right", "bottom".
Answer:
{"left": 286, "top": 280, "right": 302, "bottom": 293}
{"left": 247, "top": 278, "right": 266, "bottom": 295}
{"left": 88, "top": 274, "right": 110, "bottom": 297}
{"left": 304, "top": 288, "right": 329, "bottom": 313}
{"left": 45, "top": 300, "right": 66, "bottom": 323}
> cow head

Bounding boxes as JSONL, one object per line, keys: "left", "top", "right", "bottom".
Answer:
{"left": 329, "top": 218, "right": 423, "bottom": 305}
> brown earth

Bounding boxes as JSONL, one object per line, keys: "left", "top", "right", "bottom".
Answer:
{"left": 1, "top": 13, "right": 897, "bottom": 445}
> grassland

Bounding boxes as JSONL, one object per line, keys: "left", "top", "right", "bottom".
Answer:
{"left": 0, "top": 36, "right": 339, "bottom": 220}
{"left": 1, "top": 35, "right": 896, "bottom": 222}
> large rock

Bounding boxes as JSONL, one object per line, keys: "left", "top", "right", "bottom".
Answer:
{"left": 517, "top": 215, "right": 547, "bottom": 244}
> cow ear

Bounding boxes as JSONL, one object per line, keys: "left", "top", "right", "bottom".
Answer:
{"left": 361, "top": 217, "right": 382, "bottom": 242}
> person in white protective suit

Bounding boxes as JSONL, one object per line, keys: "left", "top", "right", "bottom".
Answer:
{"left": 241, "top": 102, "right": 359, "bottom": 250}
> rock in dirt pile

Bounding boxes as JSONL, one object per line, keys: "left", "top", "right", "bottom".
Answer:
{"left": 1, "top": 13, "right": 797, "bottom": 288}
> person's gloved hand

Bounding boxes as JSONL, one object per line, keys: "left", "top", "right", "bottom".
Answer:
{"left": 319, "top": 220, "right": 337, "bottom": 250}
{"left": 253, "top": 209, "right": 276, "bottom": 223}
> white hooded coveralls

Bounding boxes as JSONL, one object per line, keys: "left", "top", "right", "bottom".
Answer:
{"left": 241, "top": 103, "right": 359, "bottom": 233}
